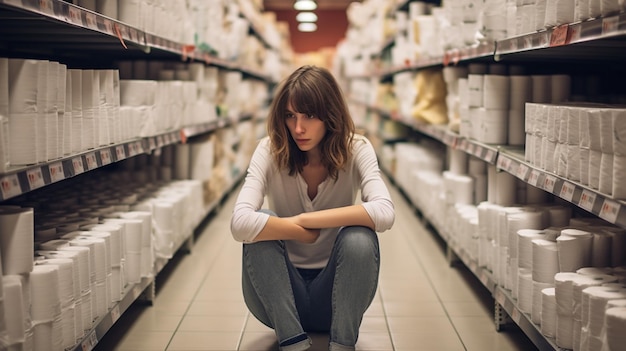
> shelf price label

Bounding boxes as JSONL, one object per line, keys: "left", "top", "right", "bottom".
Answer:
{"left": 602, "top": 16, "right": 619, "bottom": 35}
{"left": 110, "top": 305, "right": 121, "bottom": 324}
{"left": 81, "top": 331, "right": 98, "bottom": 351}
{"left": 0, "top": 174, "right": 21, "bottom": 199}
{"left": 559, "top": 181, "right": 576, "bottom": 202}
{"left": 68, "top": 6, "right": 82, "bottom": 25}
{"left": 569, "top": 24, "right": 582, "bottom": 43}
{"left": 85, "top": 12, "right": 97, "bottom": 30}
{"left": 599, "top": 199, "right": 621, "bottom": 224}
{"left": 100, "top": 149, "right": 112, "bottom": 165}
{"left": 511, "top": 308, "right": 521, "bottom": 324}
{"left": 85, "top": 152, "right": 98, "bottom": 170}
{"left": 516, "top": 164, "right": 529, "bottom": 180}
{"left": 26, "top": 168, "right": 45, "bottom": 190}
{"left": 496, "top": 156, "right": 509, "bottom": 170}
{"left": 543, "top": 175, "right": 557, "bottom": 193}
{"left": 38, "top": 0, "right": 53, "bottom": 15}
{"left": 484, "top": 149, "right": 495, "bottom": 163}
{"left": 528, "top": 169, "right": 541, "bottom": 187}
{"left": 495, "top": 289, "right": 506, "bottom": 306}
{"left": 115, "top": 145, "right": 126, "bottom": 160}
{"left": 578, "top": 189, "right": 596, "bottom": 212}
{"left": 72, "top": 157, "right": 85, "bottom": 175}
{"left": 49, "top": 162, "right": 65, "bottom": 183}
{"left": 550, "top": 24, "right": 569, "bottom": 47}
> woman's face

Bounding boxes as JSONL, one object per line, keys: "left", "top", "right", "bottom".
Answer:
{"left": 284, "top": 101, "right": 326, "bottom": 152}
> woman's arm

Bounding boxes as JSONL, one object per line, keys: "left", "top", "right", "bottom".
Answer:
{"left": 252, "top": 216, "right": 321, "bottom": 243}
{"left": 289, "top": 204, "right": 375, "bottom": 230}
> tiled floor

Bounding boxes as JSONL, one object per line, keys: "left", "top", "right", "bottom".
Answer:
{"left": 95, "top": 177, "right": 538, "bottom": 351}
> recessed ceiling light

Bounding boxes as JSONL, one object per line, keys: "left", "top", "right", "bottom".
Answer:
{"left": 298, "top": 22, "right": 317, "bottom": 32}
{"left": 294, "top": 0, "right": 317, "bottom": 11}
{"left": 296, "top": 12, "right": 318, "bottom": 22}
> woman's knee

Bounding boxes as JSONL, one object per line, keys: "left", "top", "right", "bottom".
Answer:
{"left": 336, "top": 226, "right": 379, "bottom": 260}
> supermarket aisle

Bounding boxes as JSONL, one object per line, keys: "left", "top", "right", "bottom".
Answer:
{"left": 95, "top": 176, "right": 537, "bottom": 351}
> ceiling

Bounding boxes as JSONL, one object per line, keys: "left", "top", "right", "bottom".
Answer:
{"left": 263, "top": 0, "right": 357, "bottom": 10}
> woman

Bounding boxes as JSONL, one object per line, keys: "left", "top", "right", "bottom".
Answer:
{"left": 230, "top": 65, "right": 395, "bottom": 351}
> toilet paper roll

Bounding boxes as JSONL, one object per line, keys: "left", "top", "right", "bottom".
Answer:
{"left": 8, "top": 59, "right": 39, "bottom": 114}
{"left": 591, "top": 231, "right": 612, "bottom": 268}
{"left": 588, "top": 149, "right": 602, "bottom": 190}
{"left": 533, "top": 280, "right": 554, "bottom": 325}
{"left": 483, "top": 75, "right": 510, "bottom": 110}
{"left": 575, "top": 0, "right": 590, "bottom": 20}
{"left": 605, "top": 307, "right": 626, "bottom": 351}
{"left": 495, "top": 170, "right": 517, "bottom": 206}
{"left": 577, "top": 267, "right": 614, "bottom": 276}
{"left": 449, "top": 148, "right": 468, "bottom": 175}
{"left": 551, "top": 74, "right": 571, "bottom": 103}
{"left": 582, "top": 286, "right": 626, "bottom": 338}
{"left": 0, "top": 207, "right": 34, "bottom": 275}
{"left": 510, "top": 76, "right": 532, "bottom": 111}
{"left": 531, "top": 75, "right": 551, "bottom": 103}
{"left": 468, "top": 74, "right": 484, "bottom": 108}
{"left": 68, "top": 69, "right": 83, "bottom": 153}
{"left": 4, "top": 275, "right": 26, "bottom": 343}
{"left": 473, "top": 174, "right": 488, "bottom": 204}
{"left": 477, "top": 108, "right": 508, "bottom": 144}
{"left": 117, "top": 0, "right": 140, "bottom": 30}
{"left": 35, "top": 250, "right": 83, "bottom": 338}
{"left": 518, "top": 268, "right": 534, "bottom": 313}
{"left": 557, "top": 229, "right": 593, "bottom": 272}
{"left": 30, "top": 264, "right": 61, "bottom": 322}
{"left": 508, "top": 109, "right": 526, "bottom": 146}
{"left": 526, "top": 183, "right": 548, "bottom": 204}
{"left": 532, "top": 239, "right": 560, "bottom": 283}
{"left": 599, "top": 153, "right": 614, "bottom": 195}
{"left": 541, "top": 287, "right": 557, "bottom": 337}
{"left": 518, "top": 229, "right": 546, "bottom": 269}
{"left": 81, "top": 70, "right": 98, "bottom": 150}
{"left": 600, "top": 109, "right": 615, "bottom": 154}
{"left": 96, "top": 0, "right": 117, "bottom": 18}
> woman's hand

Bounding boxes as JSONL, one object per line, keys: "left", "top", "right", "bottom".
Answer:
{"left": 284, "top": 215, "right": 320, "bottom": 243}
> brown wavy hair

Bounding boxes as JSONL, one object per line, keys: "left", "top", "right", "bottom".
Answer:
{"left": 267, "top": 65, "right": 355, "bottom": 180}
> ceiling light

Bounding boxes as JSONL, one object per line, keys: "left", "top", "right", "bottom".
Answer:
{"left": 296, "top": 12, "right": 318, "bottom": 22}
{"left": 294, "top": 0, "right": 317, "bottom": 11}
{"left": 298, "top": 22, "right": 317, "bottom": 32}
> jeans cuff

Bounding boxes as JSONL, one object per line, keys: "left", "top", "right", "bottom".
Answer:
{"left": 279, "top": 336, "right": 312, "bottom": 351}
{"left": 329, "top": 341, "right": 355, "bottom": 351}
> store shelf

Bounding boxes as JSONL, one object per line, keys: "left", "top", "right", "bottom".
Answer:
{"left": 494, "top": 287, "right": 566, "bottom": 351}
{"left": 358, "top": 101, "right": 499, "bottom": 164}
{"left": 496, "top": 147, "right": 626, "bottom": 229}
{"left": 0, "top": 0, "right": 272, "bottom": 82}
{"left": 0, "top": 113, "right": 255, "bottom": 202}
{"left": 494, "top": 14, "right": 626, "bottom": 62}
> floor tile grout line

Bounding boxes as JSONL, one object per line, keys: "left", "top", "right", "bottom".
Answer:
{"left": 163, "top": 190, "right": 243, "bottom": 351}
{"left": 383, "top": 177, "right": 469, "bottom": 351}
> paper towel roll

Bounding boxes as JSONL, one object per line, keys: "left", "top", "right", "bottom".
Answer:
{"left": 599, "top": 153, "right": 614, "bottom": 196}
{"left": 0, "top": 207, "right": 34, "bottom": 275}
{"left": 38, "top": 258, "right": 75, "bottom": 349}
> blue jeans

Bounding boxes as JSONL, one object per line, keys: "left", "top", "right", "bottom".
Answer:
{"left": 241, "top": 218, "right": 380, "bottom": 351}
